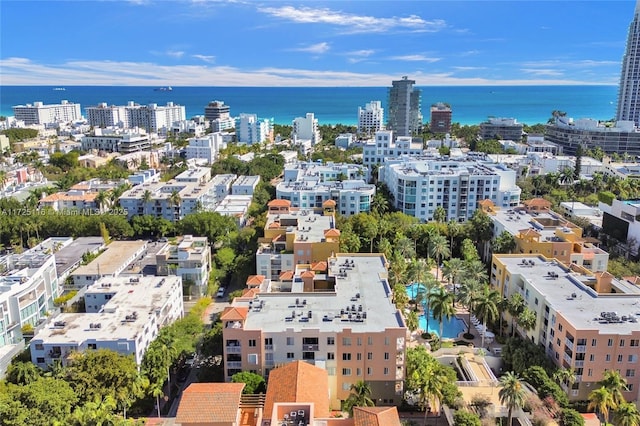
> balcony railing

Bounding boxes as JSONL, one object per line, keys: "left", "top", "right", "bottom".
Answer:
{"left": 302, "top": 344, "right": 319, "bottom": 351}
{"left": 563, "top": 353, "right": 572, "bottom": 365}
{"left": 576, "top": 345, "right": 586, "bottom": 353}
{"left": 565, "top": 339, "right": 574, "bottom": 350}
{"left": 265, "top": 344, "right": 274, "bottom": 351}
{"left": 575, "top": 360, "right": 584, "bottom": 368}
{"left": 226, "top": 346, "right": 242, "bottom": 353}
{"left": 226, "top": 361, "right": 242, "bottom": 368}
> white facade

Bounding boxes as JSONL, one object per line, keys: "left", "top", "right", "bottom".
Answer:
{"left": 599, "top": 198, "right": 640, "bottom": 255}
{"left": 292, "top": 113, "right": 321, "bottom": 146}
{"left": 335, "top": 133, "right": 354, "bottom": 149}
{"left": 358, "top": 101, "right": 384, "bottom": 135}
{"left": 362, "top": 130, "right": 424, "bottom": 168}
{"left": 156, "top": 235, "right": 211, "bottom": 288}
{"left": 30, "top": 275, "right": 183, "bottom": 368}
{"left": 617, "top": 2, "right": 640, "bottom": 126}
{"left": 81, "top": 127, "right": 150, "bottom": 153}
{"left": 124, "top": 101, "right": 186, "bottom": 133}
{"left": 235, "top": 114, "right": 272, "bottom": 145}
{"left": 185, "top": 133, "right": 227, "bottom": 164}
{"left": 12, "top": 101, "right": 82, "bottom": 125}
{"left": 85, "top": 103, "right": 128, "bottom": 128}
{"left": 171, "top": 120, "right": 206, "bottom": 137}
{"left": 380, "top": 155, "right": 521, "bottom": 222}
{"left": 232, "top": 175, "right": 261, "bottom": 196}
{"left": 214, "top": 195, "right": 254, "bottom": 227}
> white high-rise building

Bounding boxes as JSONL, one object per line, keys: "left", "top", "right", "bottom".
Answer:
{"left": 185, "top": 133, "right": 227, "bottom": 164}
{"left": 124, "top": 101, "right": 186, "bottom": 133}
{"left": 358, "top": 101, "right": 384, "bottom": 135}
{"left": 12, "top": 100, "right": 82, "bottom": 125}
{"left": 292, "top": 113, "right": 321, "bottom": 145}
{"left": 85, "top": 103, "right": 128, "bottom": 128}
{"left": 617, "top": 1, "right": 640, "bottom": 126}
{"left": 235, "top": 113, "right": 272, "bottom": 145}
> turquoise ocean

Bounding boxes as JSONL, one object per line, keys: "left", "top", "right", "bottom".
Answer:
{"left": 0, "top": 85, "right": 618, "bottom": 126}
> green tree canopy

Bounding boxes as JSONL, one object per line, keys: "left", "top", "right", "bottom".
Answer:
{"left": 231, "top": 371, "right": 266, "bottom": 394}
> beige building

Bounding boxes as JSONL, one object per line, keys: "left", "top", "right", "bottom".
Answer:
{"left": 156, "top": 235, "right": 211, "bottom": 291}
{"left": 491, "top": 254, "right": 640, "bottom": 403}
{"left": 221, "top": 253, "right": 406, "bottom": 409}
{"left": 70, "top": 240, "right": 147, "bottom": 288}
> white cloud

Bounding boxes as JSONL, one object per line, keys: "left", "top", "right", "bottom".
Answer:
{"left": 166, "top": 50, "right": 185, "bottom": 59}
{"left": 258, "top": 6, "right": 446, "bottom": 34}
{"left": 346, "top": 49, "right": 375, "bottom": 63}
{"left": 453, "top": 66, "right": 487, "bottom": 71}
{"left": 0, "top": 57, "right": 618, "bottom": 87}
{"left": 521, "top": 68, "right": 564, "bottom": 77}
{"left": 192, "top": 54, "right": 216, "bottom": 63}
{"left": 292, "top": 42, "right": 330, "bottom": 54}
{"left": 389, "top": 55, "right": 440, "bottom": 63}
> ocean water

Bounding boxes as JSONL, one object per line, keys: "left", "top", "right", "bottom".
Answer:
{"left": 0, "top": 85, "right": 618, "bottom": 126}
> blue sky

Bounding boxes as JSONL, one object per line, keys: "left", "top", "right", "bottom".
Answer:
{"left": 0, "top": 0, "right": 635, "bottom": 86}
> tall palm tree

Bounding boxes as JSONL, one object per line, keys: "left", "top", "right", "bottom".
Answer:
{"left": 94, "top": 190, "right": 110, "bottom": 213}
{"left": 474, "top": 285, "right": 500, "bottom": 349}
{"left": 344, "top": 380, "right": 375, "bottom": 416}
{"left": 553, "top": 368, "right": 576, "bottom": 390}
{"left": 414, "top": 362, "right": 448, "bottom": 426}
{"left": 499, "top": 372, "right": 527, "bottom": 426}
{"left": 508, "top": 293, "right": 526, "bottom": 337}
{"left": 142, "top": 189, "right": 153, "bottom": 216}
{"left": 463, "top": 259, "right": 488, "bottom": 283}
{"left": 588, "top": 386, "right": 617, "bottom": 425}
{"left": 392, "top": 283, "right": 409, "bottom": 311}
{"left": 446, "top": 219, "right": 462, "bottom": 254}
{"left": 429, "top": 287, "right": 455, "bottom": 339}
{"left": 168, "top": 190, "right": 182, "bottom": 221}
{"left": 442, "top": 257, "right": 466, "bottom": 307}
{"left": 516, "top": 308, "right": 537, "bottom": 337}
{"left": 405, "top": 310, "right": 419, "bottom": 332}
{"left": 599, "top": 369, "right": 628, "bottom": 406}
{"left": 429, "top": 234, "right": 450, "bottom": 282}
{"left": 457, "top": 279, "right": 481, "bottom": 336}
{"left": 613, "top": 402, "right": 640, "bottom": 426}
{"left": 395, "top": 236, "right": 416, "bottom": 259}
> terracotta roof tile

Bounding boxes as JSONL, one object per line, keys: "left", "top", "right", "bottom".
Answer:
{"left": 175, "top": 382, "right": 244, "bottom": 424}
{"left": 324, "top": 229, "right": 341, "bottom": 237}
{"left": 353, "top": 406, "right": 401, "bottom": 426}
{"left": 246, "top": 275, "right": 265, "bottom": 286}
{"left": 310, "top": 261, "right": 327, "bottom": 272}
{"left": 524, "top": 198, "right": 550, "bottom": 207}
{"left": 263, "top": 361, "right": 330, "bottom": 420}
{"left": 300, "top": 270, "right": 315, "bottom": 278}
{"left": 242, "top": 288, "right": 260, "bottom": 298}
{"left": 268, "top": 199, "right": 291, "bottom": 207}
{"left": 220, "top": 306, "right": 249, "bottom": 321}
{"left": 322, "top": 199, "right": 337, "bottom": 207}
{"left": 279, "top": 270, "right": 294, "bottom": 281}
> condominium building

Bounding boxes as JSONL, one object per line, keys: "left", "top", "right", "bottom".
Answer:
{"left": 430, "top": 102, "right": 452, "bottom": 134}
{"left": 292, "top": 113, "right": 321, "bottom": 146}
{"left": 124, "top": 101, "right": 186, "bottom": 133}
{"left": 204, "top": 100, "right": 230, "bottom": 121}
{"left": 617, "top": 2, "right": 640, "bottom": 126}
{"left": 480, "top": 117, "right": 524, "bottom": 141}
{"left": 38, "top": 190, "right": 99, "bottom": 212}
{"left": 483, "top": 198, "right": 609, "bottom": 272}
{"left": 221, "top": 253, "right": 406, "bottom": 409}
{"left": 256, "top": 199, "right": 339, "bottom": 281}
{"left": 236, "top": 114, "right": 273, "bottom": 145}
{"left": 491, "top": 254, "right": 640, "bottom": 402}
{"left": 12, "top": 100, "right": 82, "bottom": 125}
{"left": 215, "top": 195, "right": 254, "bottom": 227}
{"left": 277, "top": 162, "right": 374, "bottom": 216}
{"left": 30, "top": 275, "right": 183, "bottom": 368}
{"left": 358, "top": 100, "right": 384, "bottom": 135}
{"left": 85, "top": 103, "right": 128, "bottom": 128}
{"left": 156, "top": 235, "right": 211, "bottom": 288}
{"left": 379, "top": 154, "right": 521, "bottom": 222}
{"left": 70, "top": 240, "right": 148, "bottom": 288}
{"left": 81, "top": 127, "right": 150, "bottom": 153}
{"left": 362, "top": 130, "right": 424, "bottom": 168}
{"left": 185, "top": 133, "right": 227, "bottom": 164}
{"left": 387, "top": 76, "right": 422, "bottom": 136}
{"left": 232, "top": 175, "right": 261, "bottom": 196}
{"left": 545, "top": 117, "right": 640, "bottom": 156}
{"left": 210, "top": 173, "right": 237, "bottom": 203}
{"left": 599, "top": 198, "right": 640, "bottom": 256}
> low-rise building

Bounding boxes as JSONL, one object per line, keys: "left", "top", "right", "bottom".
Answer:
{"left": 231, "top": 175, "right": 261, "bottom": 196}
{"left": 362, "top": 130, "right": 424, "bottom": 168}
{"left": 156, "top": 235, "right": 211, "bottom": 290}
{"left": 215, "top": 195, "right": 253, "bottom": 227}
{"left": 236, "top": 114, "right": 273, "bottom": 145}
{"left": 70, "top": 240, "right": 147, "bottom": 288}
{"left": 30, "top": 275, "right": 183, "bottom": 368}
{"left": 480, "top": 117, "right": 523, "bottom": 141}
{"left": 221, "top": 253, "right": 406, "bottom": 409}
{"left": 81, "top": 127, "right": 150, "bottom": 153}
{"left": 545, "top": 117, "right": 640, "bottom": 156}
{"left": 335, "top": 133, "right": 354, "bottom": 149}
{"left": 185, "top": 133, "right": 227, "bottom": 164}
{"left": 39, "top": 190, "right": 98, "bottom": 212}
{"left": 491, "top": 254, "right": 640, "bottom": 402}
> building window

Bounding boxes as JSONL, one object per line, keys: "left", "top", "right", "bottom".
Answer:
{"left": 342, "top": 368, "right": 351, "bottom": 376}
{"left": 34, "top": 344, "right": 44, "bottom": 351}
{"left": 618, "top": 354, "right": 624, "bottom": 363}
{"left": 383, "top": 367, "right": 389, "bottom": 375}
{"left": 356, "top": 368, "right": 362, "bottom": 376}
{"left": 343, "top": 337, "right": 351, "bottom": 346}
{"left": 621, "top": 339, "right": 625, "bottom": 347}
{"left": 367, "top": 367, "right": 372, "bottom": 375}
{"left": 626, "top": 369, "right": 636, "bottom": 377}
{"left": 343, "top": 353, "right": 352, "bottom": 361}
{"left": 287, "top": 352, "right": 295, "bottom": 359}
{"left": 328, "top": 367, "right": 336, "bottom": 376}
{"left": 249, "top": 339, "right": 256, "bottom": 347}
{"left": 367, "top": 352, "right": 373, "bottom": 360}
{"left": 88, "top": 343, "right": 97, "bottom": 350}
{"left": 606, "top": 354, "right": 611, "bottom": 362}
{"left": 588, "top": 369, "right": 593, "bottom": 377}
{"left": 367, "top": 337, "right": 373, "bottom": 345}
{"left": 327, "top": 337, "right": 335, "bottom": 345}
{"left": 631, "top": 339, "right": 639, "bottom": 347}
{"left": 384, "top": 337, "right": 390, "bottom": 345}
{"left": 265, "top": 338, "right": 273, "bottom": 346}
{"left": 629, "top": 354, "right": 638, "bottom": 363}
{"left": 36, "top": 357, "right": 45, "bottom": 363}
{"left": 590, "top": 354, "right": 595, "bottom": 362}
{"left": 608, "top": 339, "right": 614, "bottom": 347}
{"left": 357, "top": 337, "right": 362, "bottom": 346}
{"left": 384, "top": 352, "right": 390, "bottom": 360}
{"left": 287, "top": 337, "right": 294, "bottom": 346}
{"left": 327, "top": 352, "right": 335, "bottom": 360}
{"left": 591, "top": 339, "right": 597, "bottom": 346}
{"left": 357, "top": 353, "right": 362, "bottom": 361}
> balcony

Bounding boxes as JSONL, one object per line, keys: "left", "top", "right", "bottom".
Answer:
{"left": 563, "top": 353, "right": 572, "bottom": 365}
{"left": 226, "top": 361, "right": 242, "bottom": 368}
{"left": 265, "top": 344, "right": 274, "bottom": 351}
{"left": 575, "top": 360, "right": 584, "bottom": 368}
{"left": 226, "top": 346, "right": 242, "bottom": 353}
{"left": 302, "top": 344, "right": 319, "bottom": 351}
{"left": 565, "top": 339, "right": 574, "bottom": 351}
{"left": 576, "top": 345, "right": 586, "bottom": 353}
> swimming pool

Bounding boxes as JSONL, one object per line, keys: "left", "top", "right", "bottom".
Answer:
{"left": 406, "top": 283, "right": 466, "bottom": 339}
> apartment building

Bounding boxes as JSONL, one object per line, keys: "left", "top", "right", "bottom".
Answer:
{"left": 256, "top": 199, "right": 339, "bottom": 281}
{"left": 491, "top": 254, "right": 640, "bottom": 402}
{"left": 387, "top": 77, "right": 422, "bottom": 137}
{"left": 215, "top": 195, "right": 254, "bottom": 227}
{"left": 362, "top": 130, "right": 424, "bottom": 168}
{"left": 480, "top": 117, "right": 524, "bottom": 141}
{"left": 81, "top": 127, "right": 150, "bottom": 153}
{"left": 13, "top": 100, "right": 82, "bottom": 125}
{"left": 85, "top": 103, "right": 128, "bottom": 128}
{"left": 483, "top": 198, "right": 609, "bottom": 272}
{"left": 156, "top": 235, "right": 211, "bottom": 289}
{"left": 379, "top": 154, "right": 521, "bottom": 222}
{"left": 38, "top": 190, "right": 99, "bottom": 212}
{"left": 599, "top": 198, "right": 640, "bottom": 256}
{"left": 30, "top": 275, "right": 183, "bottom": 368}
{"left": 124, "top": 101, "right": 186, "bottom": 133}
{"left": 232, "top": 175, "right": 261, "bottom": 196}
{"left": 617, "top": 2, "right": 640, "bottom": 126}
{"left": 221, "top": 253, "right": 406, "bottom": 409}
{"left": 171, "top": 120, "right": 206, "bottom": 137}
{"left": 292, "top": 113, "right": 321, "bottom": 146}
{"left": 70, "top": 240, "right": 147, "bottom": 288}
{"left": 236, "top": 114, "right": 273, "bottom": 145}
{"left": 335, "top": 133, "right": 354, "bottom": 149}
{"left": 204, "top": 100, "right": 231, "bottom": 121}
{"left": 358, "top": 100, "right": 384, "bottom": 135}
{"left": 430, "top": 102, "right": 452, "bottom": 134}
{"left": 185, "top": 133, "right": 227, "bottom": 164}
{"left": 546, "top": 117, "right": 640, "bottom": 156}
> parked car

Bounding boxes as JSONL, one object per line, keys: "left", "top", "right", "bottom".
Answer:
{"left": 216, "top": 287, "right": 226, "bottom": 298}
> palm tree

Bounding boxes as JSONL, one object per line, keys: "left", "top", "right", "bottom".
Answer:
{"left": 429, "top": 234, "right": 450, "bottom": 282}
{"left": 457, "top": 279, "right": 481, "bottom": 336}
{"left": 474, "top": 285, "right": 500, "bottom": 349}
{"left": 168, "top": 190, "right": 182, "bottom": 221}
{"left": 463, "top": 259, "right": 488, "bottom": 284}
{"left": 499, "top": 372, "right": 527, "bottom": 426}
{"left": 599, "top": 369, "right": 628, "bottom": 406}
{"left": 142, "top": 189, "right": 153, "bottom": 216}
{"left": 94, "top": 190, "right": 110, "bottom": 213}
{"left": 344, "top": 380, "right": 375, "bottom": 416}
{"left": 508, "top": 293, "right": 525, "bottom": 337}
{"left": 396, "top": 236, "right": 416, "bottom": 259}
{"left": 442, "top": 257, "right": 466, "bottom": 307}
{"left": 588, "top": 386, "right": 616, "bottom": 425}
{"left": 405, "top": 310, "right": 419, "bottom": 332}
{"left": 553, "top": 368, "right": 576, "bottom": 390}
{"left": 613, "top": 402, "right": 640, "bottom": 426}
{"left": 516, "top": 308, "right": 536, "bottom": 337}
{"left": 150, "top": 383, "right": 164, "bottom": 418}
{"left": 446, "top": 219, "right": 462, "bottom": 254}
{"left": 392, "top": 283, "right": 409, "bottom": 310}
{"left": 429, "top": 287, "right": 455, "bottom": 339}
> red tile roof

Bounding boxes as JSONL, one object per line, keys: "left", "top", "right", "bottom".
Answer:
{"left": 220, "top": 306, "right": 249, "bottom": 321}
{"left": 310, "top": 261, "right": 327, "bottom": 272}
{"left": 300, "top": 270, "right": 315, "bottom": 278}
{"left": 324, "top": 229, "right": 341, "bottom": 237}
{"left": 246, "top": 275, "right": 265, "bottom": 286}
{"left": 175, "top": 382, "right": 245, "bottom": 425}
{"left": 263, "top": 361, "right": 330, "bottom": 420}
{"left": 322, "top": 199, "right": 337, "bottom": 207}
{"left": 353, "top": 406, "right": 401, "bottom": 426}
{"left": 268, "top": 199, "right": 291, "bottom": 207}
{"left": 279, "top": 270, "right": 294, "bottom": 281}
{"left": 524, "top": 198, "right": 550, "bottom": 207}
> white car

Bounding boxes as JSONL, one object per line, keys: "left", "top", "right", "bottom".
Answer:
{"left": 216, "top": 287, "right": 226, "bottom": 298}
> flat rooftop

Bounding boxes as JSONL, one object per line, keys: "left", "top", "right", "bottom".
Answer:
{"left": 53, "top": 237, "right": 105, "bottom": 277}
{"left": 497, "top": 255, "right": 640, "bottom": 334}
{"left": 264, "top": 208, "right": 336, "bottom": 244}
{"left": 71, "top": 240, "right": 147, "bottom": 276}
{"left": 237, "top": 254, "right": 404, "bottom": 333}
{"left": 491, "top": 208, "right": 578, "bottom": 243}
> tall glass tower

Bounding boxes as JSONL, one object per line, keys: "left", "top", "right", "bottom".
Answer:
{"left": 387, "top": 76, "right": 422, "bottom": 137}
{"left": 617, "top": 1, "right": 640, "bottom": 126}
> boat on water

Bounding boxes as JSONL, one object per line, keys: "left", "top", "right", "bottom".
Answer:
{"left": 53, "top": 87, "right": 66, "bottom": 91}
{"left": 154, "top": 86, "right": 173, "bottom": 91}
